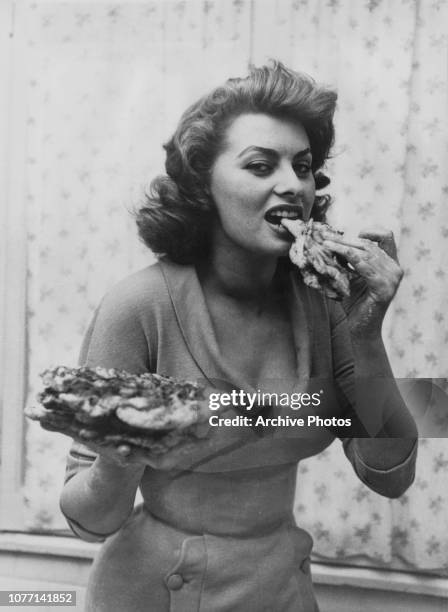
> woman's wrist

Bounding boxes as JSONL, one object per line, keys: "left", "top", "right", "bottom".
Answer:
{"left": 60, "top": 456, "right": 145, "bottom": 539}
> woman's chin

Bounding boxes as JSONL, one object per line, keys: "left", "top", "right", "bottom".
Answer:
{"left": 252, "top": 238, "right": 292, "bottom": 259}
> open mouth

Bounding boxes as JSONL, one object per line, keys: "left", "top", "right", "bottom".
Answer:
{"left": 264, "top": 205, "right": 303, "bottom": 226}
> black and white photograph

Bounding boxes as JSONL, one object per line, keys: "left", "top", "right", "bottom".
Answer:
{"left": 1, "top": 1, "right": 447, "bottom": 611}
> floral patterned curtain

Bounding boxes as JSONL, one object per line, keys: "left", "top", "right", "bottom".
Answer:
{"left": 19, "top": 0, "right": 448, "bottom": 574}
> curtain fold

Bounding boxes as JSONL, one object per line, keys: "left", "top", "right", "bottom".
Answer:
{"left": 18, "top": 0, "right": 448, "bottom": 574}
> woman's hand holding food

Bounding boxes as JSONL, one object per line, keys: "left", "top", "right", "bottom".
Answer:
{"left": 77, "top": 437, "right": 148, "bottom": 469}
{"left": 322, "top": 227, "right": 403, "bottom": 339}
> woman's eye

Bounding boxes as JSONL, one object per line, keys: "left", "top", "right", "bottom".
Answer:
{"left": 294, "top": 163, "right": 312, "bottom": 177}
{"left": 246, "top": 162, "right": 272, "bottom": 175}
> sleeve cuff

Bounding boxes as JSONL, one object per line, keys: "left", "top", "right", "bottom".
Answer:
{"left": 61, "top": 510, "right": 116, "bottom": 543}
{"left": 343, "top": 438, "right": 418, "bottom": 498}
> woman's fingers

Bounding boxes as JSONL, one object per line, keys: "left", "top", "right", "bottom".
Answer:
{"left": 79, "top": 435, "right": 138, "bottom": 466}
{"left": 358, "top": 227, "right": 398, "bottom": 261}
{"left": 323, "top": 237, "right": 403, "bottom": 304}
{"left": 321, "top": 230, "right": 367, "bottom": 250}
{"left": 323, "top": 237, "right": 391, "bottom": 272}
{"left": 322, "top": 226, "right": 399, "bottom": 261}
{"left": 117, "top": 444, "right": 132, "bottom": 457}
{"left": 322, "top": 238, "right": 367, "bottom": 266}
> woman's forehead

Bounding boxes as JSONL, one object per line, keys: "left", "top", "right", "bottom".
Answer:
{"left": 221, "top": 113, "right": 310, "bottom": 156}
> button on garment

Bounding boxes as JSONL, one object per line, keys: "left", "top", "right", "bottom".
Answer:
{"left": 301, "top": 557, "right": 311, "bottom": 574}
{"left": 165, "top": 574, "right": 184, "bottom": 591}
{"left": 85, "top": 497, "right": 318, "bottom": 612}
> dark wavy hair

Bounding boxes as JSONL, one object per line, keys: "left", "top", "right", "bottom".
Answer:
{"left": 135, "top": 61, "right": 337, "bottom": 263}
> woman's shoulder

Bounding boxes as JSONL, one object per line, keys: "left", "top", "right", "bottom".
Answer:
{"left": 100, "top": 258, "right": 193, "bottom": 318}
{"left": 99, "top": 260, "right": 169, "bottom": 318}
{"left": 107, "top": 260, "right": 164, "bottom": 294}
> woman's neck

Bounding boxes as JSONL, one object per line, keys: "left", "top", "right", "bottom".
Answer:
{"left": 198, "top": 233, "right": 279, "bottom": 302}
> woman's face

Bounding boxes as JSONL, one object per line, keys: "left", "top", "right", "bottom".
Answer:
{"left": 209, "top": 113, "right": 315, "bottom": 258}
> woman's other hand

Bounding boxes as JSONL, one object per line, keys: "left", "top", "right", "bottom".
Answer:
{"left": 323, "top": 227, "right": 403, "bottom": 338}
{"left": 77, "top": 436, "right": 212, "bottom": 472}
{"left": 75, "top": 431, "right": 210, "bottom": 472}
{"left": 76, "top": 435, "right": 145, "bottom": 469}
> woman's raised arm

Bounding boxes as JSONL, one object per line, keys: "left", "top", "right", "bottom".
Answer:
{"left": 327, "top": 227, "right": 418, "bottom": 498}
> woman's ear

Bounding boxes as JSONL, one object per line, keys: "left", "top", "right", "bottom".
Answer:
{"left": 314, "top": 171, "right": 331, "bottom": 190}
{"left": 312, "top": 172, "right": 331, "bottom": 221}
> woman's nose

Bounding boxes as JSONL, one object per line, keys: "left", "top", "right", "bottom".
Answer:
{"left": 273, "top": 165, "right": 304, "bottom": 199}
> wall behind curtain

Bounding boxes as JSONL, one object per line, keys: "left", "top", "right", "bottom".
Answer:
{"left": 17, "top": 0, "right": 448, "bottom": 574}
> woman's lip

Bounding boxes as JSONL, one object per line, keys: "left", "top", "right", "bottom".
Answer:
{"left": 264, "top": 206, "right": 303, "bottom": 225}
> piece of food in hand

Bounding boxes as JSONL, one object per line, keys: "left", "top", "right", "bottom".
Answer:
{"left": 281, "top": 218, "right": 352, "bottom": 300}
{"left": 25, "top": 366, "right": 209, "bottom": 455}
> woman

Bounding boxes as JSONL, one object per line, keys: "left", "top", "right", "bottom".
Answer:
{"left": 60, "top": 62, "right": 417, "bottom": 612}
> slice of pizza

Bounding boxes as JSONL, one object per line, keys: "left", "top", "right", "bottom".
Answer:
{"left": 281, "top": 218, "right": 352, "bottom": 300}
{"left": 25, "top": 366, "right": 209, "bottom": 455}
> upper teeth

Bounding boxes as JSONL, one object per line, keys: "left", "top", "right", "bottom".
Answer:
{"left": 270, "top": 211, "right": 299, "bottom": 218}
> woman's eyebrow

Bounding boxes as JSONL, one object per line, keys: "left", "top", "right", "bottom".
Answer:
{"left": 293, "top": 147, "right": 312, "bottom": 158}
{"left": 237, "top": 146, "right": 311, "bottom": 158}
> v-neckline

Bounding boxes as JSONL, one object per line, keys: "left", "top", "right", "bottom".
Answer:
{"left": 158, "top": 258, "right": 313, "bottom": 395}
